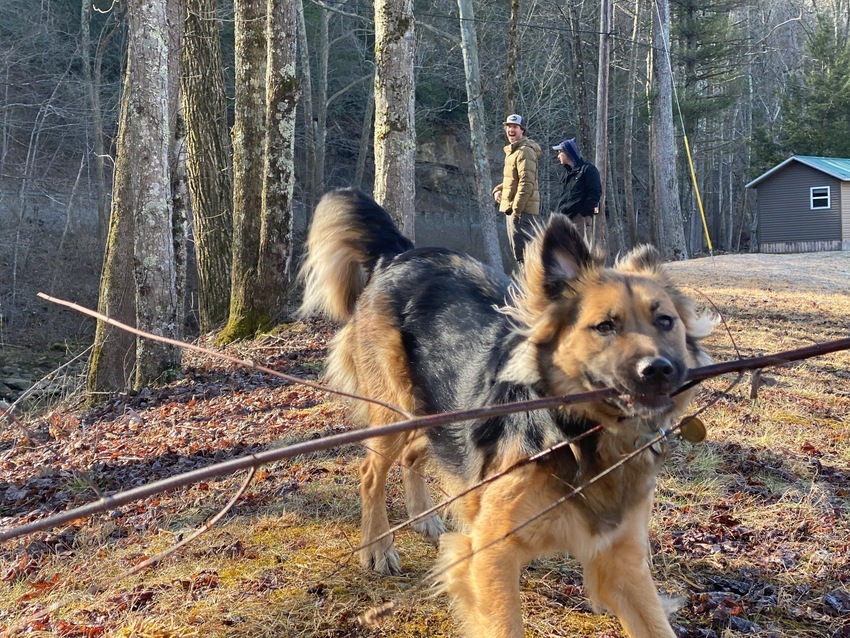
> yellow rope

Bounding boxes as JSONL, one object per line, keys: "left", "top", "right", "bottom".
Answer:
{"left": 682, "top": 134, "right": 713, "bottom": 254}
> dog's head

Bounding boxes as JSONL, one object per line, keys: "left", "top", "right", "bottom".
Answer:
{"left": 504, "top": 216, "right": 714, "bottom": 424}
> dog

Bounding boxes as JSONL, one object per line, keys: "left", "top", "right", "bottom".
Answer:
{"left": 299, "top": 188, "right": 714, "bottom": 638}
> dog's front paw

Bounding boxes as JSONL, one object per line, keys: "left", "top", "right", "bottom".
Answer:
{"left": 412, "top": 515, "right": 446, "bottom": 546}
{"left": 361, "top": 543, "right": 402, "bottom": 575}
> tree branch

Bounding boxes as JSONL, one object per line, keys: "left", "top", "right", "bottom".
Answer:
{"left": 7, "top": 292, "right": 847, "bottom": 546}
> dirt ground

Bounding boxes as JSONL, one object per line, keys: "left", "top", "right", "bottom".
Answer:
{"left": 664, "top": 249, "right": 849, "bottom": 294}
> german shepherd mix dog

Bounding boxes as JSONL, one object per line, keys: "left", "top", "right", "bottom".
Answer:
{"left": 300, "top": 189, "right": 714, "bottom": 638}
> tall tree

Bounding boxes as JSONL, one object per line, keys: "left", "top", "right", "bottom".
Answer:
{"left": 295, "top": 0, "right": 317, "bottom": 210}
{"left": 88, "top": 0, "right": 180, "bottom": 395}
{"left": 182, "top": 0, "right": 233, "bottom": 333}
{"left": 593, "top": 0, "right": 612, "bottom": 251}
{"left": 373, "top": 0, "right": 416, "bottom": 237}
{"left": 87, "top": 66, "right": 137, "bottom": 396}
{"left": 218, "top": 0, "right": 268, "bottom": 342}
{"left": 256, "top": 0, "right": 298, "bottom": 318}
{"left": 457, "top": 0, "right": 502, "bottom": 269}
{"left": 79, "top": 0, "right": 118, "bottom": 245}
{"left": 504, "top": 0, "right": 520, "bottom": 114}
{"left": 130, "top": 0, "right": 180, "bottom": 384}
{"left": 622, "top": 0, "right": 644, "bottom": 247}
{"left": 650, "top": 0, "right": 688, "bottom": 259}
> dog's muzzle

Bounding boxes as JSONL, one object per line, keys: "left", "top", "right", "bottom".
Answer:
{"left": 600, "top": 356, "right": 687, "bottom": 417}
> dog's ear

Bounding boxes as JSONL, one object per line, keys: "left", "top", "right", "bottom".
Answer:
{"left": 510, "top": 216, "right": 597, "bottom": 326}
{"left": 539, "top": 216, "right": 595, "bottom": 283}
{"left": 616, "top": 244, "right": 662, "bottom": 275}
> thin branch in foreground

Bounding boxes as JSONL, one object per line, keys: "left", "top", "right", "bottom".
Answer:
{"left": 3, "top": 326, "right": 849, "bottom": 544}
{"left": 10, "top": 293, "right": 849, "bottom": 550}
{"left": 37, "top": 293, "right": 414, "bottom": 420}
{"left": 0, "top": 386, "right": 617, "bottom": 543}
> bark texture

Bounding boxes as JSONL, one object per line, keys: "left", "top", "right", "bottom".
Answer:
{"left": 182, "top": 0, "right": 233, "bottom": 332}
{"left": 650, "top": 0, "right": 688, "bottom": 259}
{"left": 457, "top": 0, "right": 503, "bottom": 269}
{"left": 257, "top": 0, "right": 298, "bottom": 319}
{"left": 218, "top": 0, "right": 268, "bottom": 342}
{"left": 128, "top": 0, "right": 180, "bottom": 386}
{"left": 373, "top": 0, "right": 416, "bottom": 237}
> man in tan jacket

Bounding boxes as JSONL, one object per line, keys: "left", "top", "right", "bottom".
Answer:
{"left": 492, "top": 114, "right": 542, "bottom": 266}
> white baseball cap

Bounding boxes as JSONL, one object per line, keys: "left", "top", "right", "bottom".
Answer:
{"left": 503, "top": 114, "right": 526, "bottom": 129}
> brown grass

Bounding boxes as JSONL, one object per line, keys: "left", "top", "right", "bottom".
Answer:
{"left": 1, "top": 252, "right": 848, "bottom": 637}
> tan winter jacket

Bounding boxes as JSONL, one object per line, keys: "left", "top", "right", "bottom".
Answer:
{"left": 493, "top": 136, "right": 542, "bottom": 216}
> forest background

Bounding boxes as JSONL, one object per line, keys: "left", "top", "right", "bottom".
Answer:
{"left": 0, "top": 0, "right": 849, "bottom": 392}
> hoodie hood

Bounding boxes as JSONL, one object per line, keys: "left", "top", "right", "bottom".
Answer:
{"left": 564, "top": 138, "right": 582, "bottom": 164}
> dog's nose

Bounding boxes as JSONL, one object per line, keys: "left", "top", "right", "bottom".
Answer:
{"left": 638, "top": 356, "right": 676, "bottom": 383}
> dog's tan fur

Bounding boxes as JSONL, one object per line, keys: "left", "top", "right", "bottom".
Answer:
{"left": 300, "top": 189, "right": 713, "bottom": 637}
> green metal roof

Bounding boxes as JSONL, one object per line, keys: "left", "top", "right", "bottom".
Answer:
{"left": 745, "top": 155, "right": 850, "bottom": 188}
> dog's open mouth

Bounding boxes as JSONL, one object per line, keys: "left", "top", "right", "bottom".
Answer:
{"left": 607, "top": 392, "right": 675, "bottom": 418}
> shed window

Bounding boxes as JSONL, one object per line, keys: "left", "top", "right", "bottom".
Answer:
{"left": 810, "top": 186, "right": 831, "bottom": 209}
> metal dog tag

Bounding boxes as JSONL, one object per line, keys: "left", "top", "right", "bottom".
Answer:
{"left": 679, "top": 417, "right": 707, "bottom": 443}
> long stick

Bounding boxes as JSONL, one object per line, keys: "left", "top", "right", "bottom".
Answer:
{"left": 6, "top": 293, "right": 847, "bottom": 545}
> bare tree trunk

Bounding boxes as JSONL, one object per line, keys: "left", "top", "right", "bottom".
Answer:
{"left": 168, "top": 0, "right": 187, "bottom": 340}
{"left": 87, "top": 62, "right": 137, "bottom": 397}
{"left": 650, "top": 0, "right": 687, "bottom": 259}
{"left": 504, "top": 0, "right": 520, "bottom": 114}
{"left": 566, "top": 1, "right": 594, "bottom": 150}
{"left": 355, "top": 67, "right": 375, "bottom": 189}
{"left": 593, "top": 0, "right": 612, "bottom": 252}
{"left": 295, "top": 0, "right": 316, "bottom": 210}
{"left": 456, "top": 0, "right": 502, "bottom": 270}
{"left": 622, "top": 0, "right": 642, "bottom": 247}
{"left": 79, "top": 0, "right": 109, "bottom": 246}
{"left": 182, "top": 0, "right": 233, "bottom": 333}
{"left": 315, "top": 7, "right": 329, "bottom": 200}
{"left": 256, "top": 0, "right": 297, "bottom": 320}
{"left": 218, "top": 0, "right": 268, "bottom": 342}
{"left": 172, "top": 108, "right": 189, "bottom": 334}
{"left": 129, "top": 0, "right": 179, "bottom": 387}
{"left": 373, "top": 0, "right": 416, "bottom": 237}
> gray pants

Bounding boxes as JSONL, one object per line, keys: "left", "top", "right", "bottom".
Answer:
{"left": 506, "top": 212, "right": 537, "bottom": 264}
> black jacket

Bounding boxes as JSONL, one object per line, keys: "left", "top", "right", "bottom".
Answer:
{"left": 556, "top": 160, "right": 602, "bottom": 219}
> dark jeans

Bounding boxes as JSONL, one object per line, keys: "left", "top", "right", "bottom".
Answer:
{"left": 506, "top": 212, "right": 538, "bottom": 264}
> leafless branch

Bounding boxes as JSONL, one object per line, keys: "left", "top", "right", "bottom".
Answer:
{"left": 37, "top": 292, "right": 414, "bottom": 420}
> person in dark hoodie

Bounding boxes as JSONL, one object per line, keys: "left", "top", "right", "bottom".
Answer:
{"left": 553, "top": 137, "right": 602, "bottom": 222}
{"left": 493, "top": 114, "right": 542, "bottom": 266}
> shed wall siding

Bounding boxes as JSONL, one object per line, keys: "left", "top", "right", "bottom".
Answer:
{"left": 756, "top": 163, "right": 842, "bottom": 246}
{"left": 843, "top": 182, "right": 850, "bottom": 242}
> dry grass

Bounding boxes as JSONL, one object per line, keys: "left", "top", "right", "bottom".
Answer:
{"left": 1, "top": 251, "right": 849, "bottom": 637}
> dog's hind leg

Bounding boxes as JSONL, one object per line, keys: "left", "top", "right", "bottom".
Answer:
{"left": 582, "top": 504, "right": 677, "bottom": 638}
{"left": 360, "top": 427, "right": 406, "bottom": 575}
{"left": 355, "top": 315, "right": 420, "bottom": 575}
{"left": 401, "top": 433, "right": 446, "bottom": 545}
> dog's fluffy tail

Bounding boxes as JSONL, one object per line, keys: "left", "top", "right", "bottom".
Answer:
{"left": 298, "top": 188, "right": 413, "bottom": 322}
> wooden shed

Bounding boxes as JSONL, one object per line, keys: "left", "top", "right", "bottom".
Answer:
{"left": 745, "top": 155, "right": 850, "bottom": 253}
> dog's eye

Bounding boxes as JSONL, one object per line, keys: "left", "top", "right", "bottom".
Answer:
{"left": 656, "top": 315, "right": 676, "bottom": 331}
{"left": 595, "top": 320, "right": 616, "bottom": 335}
